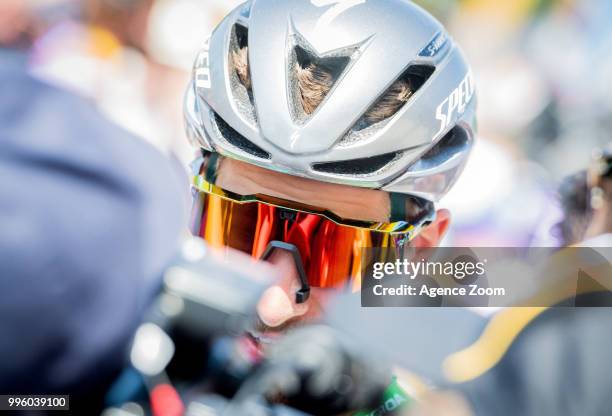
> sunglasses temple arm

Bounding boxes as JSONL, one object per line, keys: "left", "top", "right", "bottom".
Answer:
{"left": 260, "top": 241, "right": 311, "bottom": 304}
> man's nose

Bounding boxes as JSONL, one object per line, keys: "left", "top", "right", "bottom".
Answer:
{"left": 256, "top": 250, "right": 309, "bottom": 328}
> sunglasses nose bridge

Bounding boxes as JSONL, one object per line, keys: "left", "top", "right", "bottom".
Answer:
{"left": 260, "top": 241, "right": 311, "bottom": 304}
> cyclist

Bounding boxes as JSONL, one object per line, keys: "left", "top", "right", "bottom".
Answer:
{"left": 185, "top": 0, "right": 476, "bottom": 346}
{"left": 184, "top": 4, "right": 476, "bottom": 414}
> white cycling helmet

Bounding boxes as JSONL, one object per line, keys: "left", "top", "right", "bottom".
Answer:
{"left": 185, "top": 0, "right": 476, "bottom": 203}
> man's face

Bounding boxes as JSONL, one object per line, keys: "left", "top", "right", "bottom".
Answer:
{"left": 214, "top": 157, "right": 451, "bottom": 343}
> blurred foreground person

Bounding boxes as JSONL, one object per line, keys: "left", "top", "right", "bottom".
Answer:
{"left": 0, "top": 6, "right": 188, "bottom": 412}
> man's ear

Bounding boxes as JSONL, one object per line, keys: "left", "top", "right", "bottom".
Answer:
{"left": 412, "top": 209, "right": 451, "bottom": 248}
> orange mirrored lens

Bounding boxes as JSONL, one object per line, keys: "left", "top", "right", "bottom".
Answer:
{"left": 190, "top": 191, "right": 402, "bottom": 289}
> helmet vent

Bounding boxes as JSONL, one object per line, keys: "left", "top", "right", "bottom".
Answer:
{"left": 407, "top": 125, "right": 469, "bottom": 173}
{"left": 229, "top": 24, "right": 257, "bottom": 124}
{"left": 213, "top": 112, "right": 270, "bottom": 160}
{"left": 336, "top": 64, "right": 435, "bottom": 148}
{"left": 312, "top": 152, "right": 402, "bottom": 176}
{"left": 354, "top": 64, "right": 435, "bottom": 132}
{"left": 288, "top": 40, "right": 351, "bottom": 124}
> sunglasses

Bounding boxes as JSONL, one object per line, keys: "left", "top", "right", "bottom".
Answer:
{"left": 190, "top": 152, "right": 436, "bottom": 302}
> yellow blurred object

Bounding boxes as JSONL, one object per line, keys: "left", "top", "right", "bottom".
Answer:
{"left": 443, "top": 245, "right": 612, "bottom": 383}
{"left": 87, "top": 25, "right": 121, "bottom": 59}
{"left": 442, "top": 307, "right": 546, "bottom": 383}
{"left": 462, "top": 0, "right": 540, "bottom": 24}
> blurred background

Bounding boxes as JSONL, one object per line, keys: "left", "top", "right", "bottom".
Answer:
{"left": 4, "top": 0, "right": 611, "bottom": 247}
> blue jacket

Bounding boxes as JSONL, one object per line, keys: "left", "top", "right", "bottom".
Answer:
{"left": 0, "top": 48, "right": 188, "bottom": 400}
